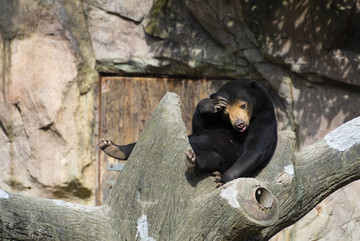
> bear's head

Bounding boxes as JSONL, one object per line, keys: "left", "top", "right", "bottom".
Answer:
{"left": 211, "top": 80, "right": 261, "bottom": 133}
{"left": 223, "top": 99, "right": 252, "bottom": 132}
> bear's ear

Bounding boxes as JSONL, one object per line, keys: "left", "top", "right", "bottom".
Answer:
{"left": 249, "top": 80, "right": 257, "bottom": 89}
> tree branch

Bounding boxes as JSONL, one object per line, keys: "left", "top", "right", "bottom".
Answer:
{"left": 254, "top": 117, "right": 360, "bottom": 240}
{"left": 0, "top": 191, "right": 115, "bottom": 240}
{"left": 1, "top": 93, "right": 359, "bottom": 240}
{"left": 104, "top": 92, "right": 279, "bottom": 240}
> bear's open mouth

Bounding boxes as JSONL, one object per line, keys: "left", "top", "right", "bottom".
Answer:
{"left": 234, "top": 120, "right": 249, "bottom": 132}
{"left": 239, "top": 125, "right": 247, "bottom": 132}
{"left": 235, "top": 123, "right": 248, "bottom": 132}
{"left": 239, "top": 125, "right": 248, "bottom": 132}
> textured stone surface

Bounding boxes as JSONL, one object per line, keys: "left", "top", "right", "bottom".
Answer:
{"left": 240, "top": 0, "right": 360, "bottom": 86}
{"left": 292, "top": 76, "right": 360, "bottom": 149}
{"left": 0, "top": 1, "right": 97, "bottom": 204}
{"left": 272, "top": 180, "right": 360, "bottom": 241}
{"left": 9, "top": 34, "right": 77, "bottom": 188}
{"left": 0, "top": 0, "right": 359, "bottom": 238}
{"left": 85, "top": 0, "right": 153, "bottom": 22}
{"left": 87, "top": 5, "right": 153, "bottom": 64}
{"left": 90, "top": 0, "right": 251, "bottom": 77}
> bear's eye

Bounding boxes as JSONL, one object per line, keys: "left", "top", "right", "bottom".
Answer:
{"left": 240, "top": 104, "right": 246, "bottom": 109}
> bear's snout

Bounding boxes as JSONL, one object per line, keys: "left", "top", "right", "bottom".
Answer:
{"left": 235, "top": 119, "right": 248, "bottom": 132}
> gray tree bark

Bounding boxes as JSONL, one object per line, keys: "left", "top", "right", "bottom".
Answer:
{"left": 1, "top": 93, "right": 359, "bottom": 240}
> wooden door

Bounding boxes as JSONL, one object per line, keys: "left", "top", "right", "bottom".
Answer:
{"left": 98, "top": 76, "right": 228, "bottom": 204}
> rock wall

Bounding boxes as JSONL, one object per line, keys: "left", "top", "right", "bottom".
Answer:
{"left": 0, "top": 0, "right": 359, "bottom": 239}
{"left": 0, "top": 0, "right": 97, "bottom": 204}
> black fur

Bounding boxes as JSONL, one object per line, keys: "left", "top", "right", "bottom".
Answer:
{"left": 189, "top": 79, "right": 277, "bottom": 183}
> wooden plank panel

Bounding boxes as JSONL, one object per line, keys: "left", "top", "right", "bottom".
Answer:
{"left": 98, "top": 76, "right": 228, "bottom": 204}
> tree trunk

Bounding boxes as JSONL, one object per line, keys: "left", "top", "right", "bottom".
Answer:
{"left": 1, "top": 93, "right": 359, "bottom": 240}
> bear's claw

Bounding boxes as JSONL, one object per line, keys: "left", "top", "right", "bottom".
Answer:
{"left": 212, "top": 171, "right": 224, "bottom": 188}
{"left": 99, "top": 138, "right": 112, "bottom": 150}
{"left": 186, "top": 149, "right": 197, "bottom": 173}
{"left": 99, "top": 138, "right": 127, "bottom": 160}
{"left": 214, "top": 96, "right": 227, "bottom": 112}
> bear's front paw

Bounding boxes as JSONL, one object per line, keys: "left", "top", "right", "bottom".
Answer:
{"left": 212, "top": 171, "right": 224, "bottom": 188}
{"left": 186, "top": 149, "right": 197, "bottom": 173}
{"left": 214, "top": 96, "right": 227, "bottom": 113}
{"left": 198, "top": 97, "right": 227, "bottom": 114}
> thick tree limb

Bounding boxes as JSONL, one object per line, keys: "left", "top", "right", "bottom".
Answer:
{"left": 254, "top": 117, "right": 360, "bottom": 240}
{"left": 0, "top": 191, "right": 115, "bottom": 240}
{"left": 104, "top": 92, "right": 279, "bottom": 240}
{"left": 1, "top": 93, "right": 359, "bottom": 240}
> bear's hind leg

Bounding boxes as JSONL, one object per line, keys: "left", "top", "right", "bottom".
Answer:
{"left": 186, "top": 150, "right": 224, "bottom": 173}
{"left": 196, "top": 151, "right": 224, "bottom": 172}
{"left": 99, "top": 138, "right": 135, "bottom": 160}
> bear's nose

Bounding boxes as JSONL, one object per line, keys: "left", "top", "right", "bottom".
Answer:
{"left": 235, "top": 119, "right": 247, "bottom": 132}
{"left": 236, "top": 119, "right": 244, "bottom": 127}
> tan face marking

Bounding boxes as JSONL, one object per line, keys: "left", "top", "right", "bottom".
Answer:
{"left": 224, "top": 100, "right": 252, "bottom": 130}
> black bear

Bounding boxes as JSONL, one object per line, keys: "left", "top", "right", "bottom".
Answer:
{"left": 185, "top": 79, "right": 277, "bottom": 186}
{"left": 99, "top": 79, "right": 277, "bottom": 187}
